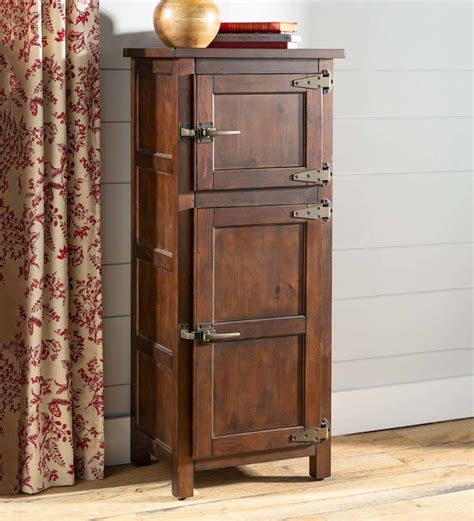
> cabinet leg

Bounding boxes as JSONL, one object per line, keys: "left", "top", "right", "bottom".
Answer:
{"left": 172, "top": 458, "right": 194, "bottom": 500}
{"left": 131, "top": 426, "right": 151, "bottom": 467}
{"left": 309, "top": 441, "right": 331, "bottom": 480}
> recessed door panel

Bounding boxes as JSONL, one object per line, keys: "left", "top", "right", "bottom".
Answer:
{"left": 213, "top": 336, "right": 303, "bottom": 436}
{"left": 196, "top": 74, "right": 322, "bottom": 190}
{"left": 214, "top": 94, "right": 305, "bottom": 170}
{"left": 194, "top": 206, "right": 324, "bottom": 459}
{"left": 214, "top": 223, "right": 304, "bottom": 321}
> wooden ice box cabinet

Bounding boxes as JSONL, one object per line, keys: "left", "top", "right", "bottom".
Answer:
{"left": 123, "top": 47, "right": 345, "bottom": 499}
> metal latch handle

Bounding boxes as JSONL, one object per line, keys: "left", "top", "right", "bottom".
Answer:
{"left": 179, "top": 324, "right": 240, "bottom": 344}
{"left": 179, "top": 123, "right": 240, "bottom": 143}
{"left": 202, "top": 331, "right": 240, "bottom": 343}
{"left": 204, "top": 127, "right": 241, "bottom": 138}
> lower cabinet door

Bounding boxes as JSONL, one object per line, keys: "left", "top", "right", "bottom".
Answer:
{"left": 194, "top": 205, "right": 325, "bottom": 459}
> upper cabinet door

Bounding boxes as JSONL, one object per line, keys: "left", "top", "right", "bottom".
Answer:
{"left": 195, "top": 74, "right": 322, "bottom": 190}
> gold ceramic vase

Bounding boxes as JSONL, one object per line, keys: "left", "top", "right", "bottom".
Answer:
{"left": 153, "top": 0, "right": 221, "bottom": 48}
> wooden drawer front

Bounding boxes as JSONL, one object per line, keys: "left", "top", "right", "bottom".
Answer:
{"left": 196, "top": 74, "right": 322, "bottom": 190}
{"left": 193, "top": 206, "right": 324, "bottom": 459}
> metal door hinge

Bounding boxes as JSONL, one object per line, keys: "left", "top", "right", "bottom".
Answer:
{"left": 290, "top": 419, "right": 330, "bottom": 443}
{"left": 179, "top": 323, "right": 240, "bottom": 344}
{"left": 293, "top": 70, "right": 333, "bottom": 93}
{"left": 179, "top": 122, "right": 241, "bottom": 143}
{"left": 292, "top": 199, "right": 332, "bottom": 223}
{"left": 293, "top": 163, "right": 332, "bottom": 186}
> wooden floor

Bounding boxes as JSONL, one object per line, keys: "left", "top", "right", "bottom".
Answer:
{"left": 1, "top": 419, "right": 473, "bottom": 520}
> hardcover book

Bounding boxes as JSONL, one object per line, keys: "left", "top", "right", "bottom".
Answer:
{"left": 214, "top": 33, "right": 302, "bottom": 42}
{"left": 219, "top": 22, "right": 298, "bottom": 33}
{"left": 209, "top": 41, "right": 300, "bottom": 49}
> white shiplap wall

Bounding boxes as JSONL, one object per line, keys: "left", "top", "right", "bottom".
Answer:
{"left": 100, "top": 0, "right": 474, "bottom": 464}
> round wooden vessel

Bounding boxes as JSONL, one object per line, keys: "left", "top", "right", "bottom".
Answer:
{"left": 153, "top": 0, "right": 221, "bottom": 48}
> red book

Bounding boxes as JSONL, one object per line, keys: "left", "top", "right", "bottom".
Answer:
{"left": 214, "top": 33, "right": 301, "bottom": 43}
{"left": 219, "top": 22, "right": 298, "bottom": 34}
{"left": 209, "top": 41, "right": 299, "bottom": 49}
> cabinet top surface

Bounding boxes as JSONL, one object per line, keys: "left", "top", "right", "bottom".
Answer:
{"left": 123, "top": 47, "right": 345, "bottom": 59}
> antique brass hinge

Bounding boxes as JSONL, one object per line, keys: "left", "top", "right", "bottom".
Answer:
{"left": 293, "top": 163, "right": 332, "bottom": 187}
{"left": 293, "top": 70, "right": 333, "bottom": 93}
{"left": 290, "top": 419, "right": 330, "bottom": 443}
{"left": 292, "top": 199, "right": 332, "bottom": 223}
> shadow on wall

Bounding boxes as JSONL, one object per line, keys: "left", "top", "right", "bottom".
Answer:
{"left": 100, "top": 13, "right": 164, "bottom": 69}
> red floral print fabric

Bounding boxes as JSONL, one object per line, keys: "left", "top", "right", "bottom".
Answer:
{"left": 0, "top": 0, "right": 103, "bottom": 493}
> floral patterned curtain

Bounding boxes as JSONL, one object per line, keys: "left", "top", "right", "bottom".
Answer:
{"left": 0, "top": 0, "right": 103, "bottom": 494}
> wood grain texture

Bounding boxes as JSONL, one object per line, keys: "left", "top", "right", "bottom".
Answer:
{"left": 137, "top": 169, "right": 174, "bottom": 253}
{"left": 213, "top": 74, "right": 313, "bottom": 94}
{"left": 136, "top": 259, "right": 175, "bottom": 347}
{"left": 123, "top": 48, "right": 345, "bottom": 59}
{"left": 129, "top": 58, "right": 152, "bottom": 467}
{"left": 195, "top": 187, "right": 319, "bottom": 207}
{"left": 214, "top": 223, "right": 304, "bottom": 321}
{"left": 214, "top": 93, "right": 305, "bottom": 170}
{"left": 196, "top": 58, "right": 321, "bottom": 75}
{"left": 137, "top": 351, "right": 173, "bottom": 449}
{"left": 137, "top": 69, "right": 175, "bottom": 156}
{"left": 306, "top": 216, "right": 323, "bottom": 479}
{"left": 313, "top": 58, "right": 334, "bottom": 480}
{"left": 195, "top": 75, "right": 214, "bottom": 190}
{"left": 2, "top": 420, "right": 471, "bottom": 520}
{"left": 193, "top": 209, "right": 215, "bottom": 460}
{"left": 214, "top": 316, "right": 306, "bottom": 340}
{"left": 194, "top": 445, "right": 314, "bottom": 471}
{"left": 213, "top": 336, "right": 303, "bottom": 436}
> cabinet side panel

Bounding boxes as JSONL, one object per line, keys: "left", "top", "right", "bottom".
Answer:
{"left": 130, "top": 59, "right": 152, "bottom": 466}
{"left": 137, "top": 350, "right": 173, "bottom": 449}
{"left": 132, "top": 59, "right": 179, "bottom": 452}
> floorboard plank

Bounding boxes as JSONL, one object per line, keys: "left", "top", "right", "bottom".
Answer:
{"left": 0, "top": 420, "right": 471, "bottom": 521}
{"left": 396, "top": 418, "right": 474, "bottom": 446}
{"left": 385, "top": 442, "right": 473, "bottom": 471}
{"left": 322, "top": 489, "right": 474, "bottom": 521}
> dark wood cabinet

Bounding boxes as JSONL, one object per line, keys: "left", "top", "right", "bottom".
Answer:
{"left": 124, "top": 47, "right": 344, "bottom": 499}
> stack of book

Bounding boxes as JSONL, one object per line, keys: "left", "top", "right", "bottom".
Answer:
{"left": 209, "top": 22, "right": 301, "bottom": 49}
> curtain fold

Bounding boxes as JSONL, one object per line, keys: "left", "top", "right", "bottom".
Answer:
{"left": 0, "top": 0, "right": 103, "bottom": 494}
